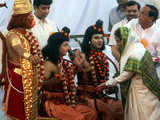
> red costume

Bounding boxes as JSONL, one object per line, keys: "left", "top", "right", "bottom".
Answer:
{"left": 2, "top": 29, "right": 44, "bottom": 120}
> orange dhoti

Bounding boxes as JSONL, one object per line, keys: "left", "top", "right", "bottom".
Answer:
{"left": 83, "top": 96, "right": 124, "bottom": 120}
{"left": 45, "top": 100, "right": 97, "bottom": 120}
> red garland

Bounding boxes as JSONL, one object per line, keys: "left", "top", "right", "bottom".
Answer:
{"left": 15, "top": 29, "right": 45, "bottom": 88}
{"left": 24, "top": 30, "right": 45, "bottom": 88}
{"left": 89, "top": 50, "right": 109, "bottom": 86}
{"left": 55, "top": 59, "right": 77, "bottom": 107}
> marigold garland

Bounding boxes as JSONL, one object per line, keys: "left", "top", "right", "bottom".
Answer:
{"left": 18, "top": 29, "right": 45, "bottom": 88}
{"left": 55, "top": 59, "right": 77, "bottom": 107}
{"left": 89, "top": 49, "right": 109, "bottom": 86}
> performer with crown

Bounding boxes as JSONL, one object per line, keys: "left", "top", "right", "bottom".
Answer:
{"left": 1, "top": 0, "right": 44, "bottom": 120}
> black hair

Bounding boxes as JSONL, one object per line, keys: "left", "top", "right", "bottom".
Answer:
{"left": 81, "top": 19, "right": 105, "bottom": 58}
{"left": 42, "top": 27, "right": 70, "bottom": 63}
{"left": 124, "top": 1, "right": 141, "bottom": 10}
{"left": 33, "top": 0, "right": 52, "bottom": 7}
{"left": 114, "top": 27, "right": 122, "bottom": 41}
{"left": 146, "top": 4, "right": 159, "bottom": 22}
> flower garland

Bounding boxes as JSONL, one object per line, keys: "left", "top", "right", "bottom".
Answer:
{"left": 11, "top": 29, "right": 44, "bottom": 120}
{"left": 89, "top": 49, "right": 109, "bottom": 86}
{"left": 54, "top": 59, "right": 77, "bottom": 107}
{"left": 16, "top": 29, "right": 45, "bottom": 88}
{"left": 22, "top": 29, "right": 45, "bottom": 88}
{"left": 12, "top": 29, "right": 45, "bottom": 88}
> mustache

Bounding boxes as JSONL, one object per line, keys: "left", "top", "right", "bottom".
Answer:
{"left": 127, "top": 15, "right": 137, "bottom": 18}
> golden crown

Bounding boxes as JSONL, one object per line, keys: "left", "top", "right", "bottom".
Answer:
{"left": 13, "top": 0, "right": 32, "bottom": 15}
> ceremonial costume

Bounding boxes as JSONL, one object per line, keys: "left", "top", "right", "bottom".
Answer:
{"left": 42, "top": 59, "right": 96, "bottom": 120}
{"left": 40, "top": 27, "right": 97, "bottom": 120}
{"left": 79, "top": 20, "right": 123, "bottom": 120}
{"left": 1, "top": 0, "right": 44, "bottom": 120}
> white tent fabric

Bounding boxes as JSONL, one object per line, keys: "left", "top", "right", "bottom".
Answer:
{"left": 0, "top": 0, "right": 154, "bottom": 34}
{"left": 0, "top": 0, "right": 118, "bottom": 33}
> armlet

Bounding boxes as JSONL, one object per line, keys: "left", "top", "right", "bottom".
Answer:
{"left": 11, "top": 38, "right": 21, "bottom": 47}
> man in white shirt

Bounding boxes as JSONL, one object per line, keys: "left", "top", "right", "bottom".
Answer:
{"left": 31, "top": 0, "right": 58, "bottom": 49}
{"left": 125, "top": 4, "right": 160, "bottom": 56}
{"left": 109, "top": 1, "right": 140, "bottom": 60}
{"left": 125, "top": 4, "right": 160, "bottom": 79}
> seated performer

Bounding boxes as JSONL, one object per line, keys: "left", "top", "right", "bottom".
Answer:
{"left": 39, "top": 27, "right": 97, "bottom": 120}
{"left": 77, "top": 20, "right": 124, "bottom": 120}
{"left": 98, "top": 27, "right": 160, "bottom": 120}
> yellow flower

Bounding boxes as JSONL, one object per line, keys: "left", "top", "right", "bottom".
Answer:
{"left": 141, "top": 39, "right": 147, "bottom": 48}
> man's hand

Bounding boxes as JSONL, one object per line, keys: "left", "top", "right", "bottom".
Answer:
{"left": 95, "top": 82, "right": 106, "bottom": 91}
{"left": 30, "top": 55, "right": 41, "bottom": 65}
{"left": 72, "top": 49, "right": 85, "bottom": 65}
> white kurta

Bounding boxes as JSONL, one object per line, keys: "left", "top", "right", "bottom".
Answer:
{"left": 30, "top": 15, "right": 58, "bottom": 49}
{"left": 125, "top": 18, "right": 160, "bottom": 57}
{"left": 117, "top": 41, "right": 160, "bottom": 120}
{"left": 125, "top": 18, "right": 160, "bottom": 79}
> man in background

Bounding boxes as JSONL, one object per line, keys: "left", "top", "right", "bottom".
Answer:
{"left": 109, "top": 1, "right": 140, "bottom": 60}
{"left": 125, "top": 4, "right": 160, "bottom": 79}
{"left": 108, "top": 0, "right": 128, "bottom": 32}
{"left": 31, "top": 0, "right": 57, "bottom": 49}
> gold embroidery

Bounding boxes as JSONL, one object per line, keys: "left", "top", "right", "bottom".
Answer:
{"left": 11, "top": 29, "right": 34, "bottom": 120}
{"left": 14, "top": 68, "right": 21, "bottom": 75}
{"left": 24, "top": 52, "right": 30, "bottom": 59}
{"left": 13, "top": 0, "right": 32, "bottom": 15}
{"left": 11, "top": 38, "right": 21, "bottom": 46}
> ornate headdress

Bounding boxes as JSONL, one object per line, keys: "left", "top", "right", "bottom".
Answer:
{"left": 81, "top": 19, "right": 105, "bottom": 56}
{"left": 49, "top": 27, "right": 70, "bottom": 45}
{"left": 13, "top": 0, "right": 32, "bottom": 15}
{"left": 42, "top": 27, "right": 70, "bottom": 63}
{"left": 85, "top": 20, "right": 104, "bottom": 39}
